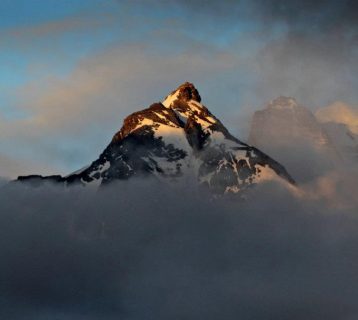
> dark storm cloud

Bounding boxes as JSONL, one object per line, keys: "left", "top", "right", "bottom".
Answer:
{"left": 0, "top": 174, "right": 358, "bottom": 319}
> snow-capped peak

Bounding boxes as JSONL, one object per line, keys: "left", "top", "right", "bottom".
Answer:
{"left": 16, "top": 82, "right": 295, "bottom": 194}
{"left": 162, "top": 82, "right": 202, "bottom": 108}
{"left": 161, "top": 82, "right": 216, "bottom": 129}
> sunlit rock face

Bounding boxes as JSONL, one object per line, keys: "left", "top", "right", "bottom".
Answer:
{"left": 248, "top": 97, "right": 338, "bottom": 182}
{"left": 17, "top": 83, "right": 294, "bottom": 194}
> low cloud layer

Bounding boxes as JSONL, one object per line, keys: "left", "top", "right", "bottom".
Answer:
{"left": 0, "top": 169, "right": 358, "bottom": 319}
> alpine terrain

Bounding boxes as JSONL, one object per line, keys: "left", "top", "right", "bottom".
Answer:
{"left": 248, "top": 96, "right": 338, "bottom": 182}
{"left": 248, "top": 96, "right": 357, "bottom": 182}
{"left": 249, "top": 96, "right": 332, "bottom": 150}
{"left": 17, "top": 83, "right": 295, "bottom": 193}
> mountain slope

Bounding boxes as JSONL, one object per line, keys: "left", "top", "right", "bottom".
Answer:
{"left": 17, "top": 83, "right": 295, "bottom": 193}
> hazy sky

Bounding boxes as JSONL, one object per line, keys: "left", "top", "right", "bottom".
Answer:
{"left": 0, "top": 0, "right": 357, "bottom": 177}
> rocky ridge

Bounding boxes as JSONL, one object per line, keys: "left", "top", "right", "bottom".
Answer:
{"left": 17, "top": 83, "right": 295, "bottom": 193}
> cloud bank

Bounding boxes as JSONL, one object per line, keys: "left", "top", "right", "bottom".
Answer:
{"left": 316, "top": 102, "right": 358, "bottom": 134}
{"left": 0, "top": 170, "right": 358, "bottom": 319}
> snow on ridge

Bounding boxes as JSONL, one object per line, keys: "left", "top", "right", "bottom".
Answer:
{"left": 162, "top": 91, "right": 180, "bottom": 108}
{"left": 154, "top": 123, "right": 191, "bottom": 154}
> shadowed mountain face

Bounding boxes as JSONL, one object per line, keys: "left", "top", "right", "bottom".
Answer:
{"left": 17, "top": 83, "right": 294, "bottom": 194}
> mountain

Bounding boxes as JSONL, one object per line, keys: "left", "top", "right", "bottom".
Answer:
{"left": 17, "top": 83, "right": 294, "bottom": 193}
{"left": 248, "top": 96, "right": 338, "bottom": 182}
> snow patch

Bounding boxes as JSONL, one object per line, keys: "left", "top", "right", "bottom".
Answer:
{"left": 162, "top": 91, "right": 180, "bottom": 108}
{"left": 154, "top": 124, "right": 192, "bottom": 154}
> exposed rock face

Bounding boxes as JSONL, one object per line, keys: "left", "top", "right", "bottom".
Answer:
{"left": 17, "top": 83, "right": 295, "bottom": 193}
{"left": 248, "top": 97, "right": 339, "bottom": 182}
{"left": 167, "top": 81, "right": 202, "bottom": 103}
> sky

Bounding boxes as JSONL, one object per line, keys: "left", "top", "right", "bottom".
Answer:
{"left": 0, "top": 0, "right": 357, "bottom": 177}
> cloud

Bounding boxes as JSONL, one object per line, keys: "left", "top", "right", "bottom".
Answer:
{"left": 251, "top": 32, "right": 358, "bottom": 107}
{"left": 0, "top": 177, "right": 8, "bottom": 187}
{"left": 123, "top": 0, "right": 358, "bottom": 107}
{"left": 248, "top": 0, "right": 358, "bottom": 32}
{"left": 0, "top": 14, "right": 113, "bottom": 41}
{"left": 124, "top": 0, "right": 358, "bottom": 31}
{"left": 0, "top": 45, "right": 239, "bottom": 176}
{"left": 316, "top": 102, "right": 358, "bottom": 134}
{"left": 294, "top": 168, "right": 358, "bottom": 209}
{"left": 0, "top": 171, "right": 358, "bottom": 319}
{"left": 0, "top": 153, "right": 55, "bottom": 179}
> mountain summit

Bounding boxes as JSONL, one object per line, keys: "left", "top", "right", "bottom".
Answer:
{"left": 18, "top": 83, "right": 294, "bottom": 193}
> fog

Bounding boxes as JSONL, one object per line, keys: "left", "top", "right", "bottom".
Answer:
{"left": 0, "top": 167, "right": 357, "bottom": 319}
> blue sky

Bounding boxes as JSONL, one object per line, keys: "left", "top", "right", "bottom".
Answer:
{"left": 0, "top": 0, "right": 357, "bottom": 177}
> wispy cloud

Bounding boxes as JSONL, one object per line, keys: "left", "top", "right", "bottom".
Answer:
{"left": 0, "top": 14, "right": 113, "bottom": 40}
{"left": 0, "top": 45, "right": 239, "bottom": 176}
